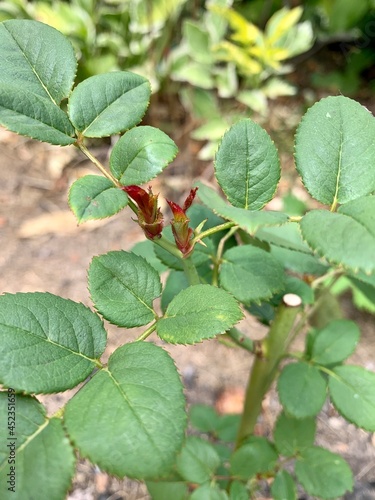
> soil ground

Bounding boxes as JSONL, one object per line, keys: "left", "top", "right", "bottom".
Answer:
{"left": 0, "top": 96, "right": 374, "bottom": 499}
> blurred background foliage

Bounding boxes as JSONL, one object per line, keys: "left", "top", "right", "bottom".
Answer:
{"left": 0, "top": 0, "right": 374, "bottom": 159}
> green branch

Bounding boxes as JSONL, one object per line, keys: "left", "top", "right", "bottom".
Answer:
{"left": 235, "top": 294, "right": 302, "bottom": 448}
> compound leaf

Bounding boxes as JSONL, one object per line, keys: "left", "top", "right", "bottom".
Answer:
{"left": 300, "top": 196, "right": 375, "bottom": 273}
{"left": 0, "top": 293, "right": 106, "bottom": 394}
{"left": 230, "top": 436, "right": 278, "bottom": 480}
{"left": 0, "top": 20, "right": 77, "bottom": 104}
{"left": 295, "top": 446, "right": 353, "bottom": 499}
{"left": 68, "top": 71, "right": 151, "bottom": 137}
{"left": 68, "top": 175, "right": 128, "bottom": 223}
{"left": 220, "top": 245, "right": 285, "bottom": 304}
{"left": 277, "top": 362, "right": 327, "bottom": 418}
{"left": 329, "top": 365, "right": 375, "bottom": 431}
{"left": 191, "top": 484, "right": 229, "bottom": 500}
{"left": 215, "top": 119, "right": 280, "bottom": 210}
{"left": 156, "top": 284, "right": 243, "bottom": 344}
{"left": 146, "top": 481, "right": 188, "bottom": 500}
{"left": 88, "top": 251, "right": 161, "bottom": 328}
{"left": 196, "top": 181, "right": 289, "bottom": 234}
{"left": 110, "top": 126, "right": 178, "bottom": 185}
{"left": 176, "top": 436, "right": 220, "bottom": 484}
{"left": 0, "top": 393, "right": 75, "bottom": 500}
{"left": 310, "top": 320, "right": 360, "bottom": 365}
{"left": 295, "top": 96, "right": 375, "bottom": 206}
{"left": 64, "top": 342, "right": 186, "bottom": 479}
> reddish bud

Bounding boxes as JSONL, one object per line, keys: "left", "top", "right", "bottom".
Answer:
{"left": 123, "top": 185, "right": 163, "bottom": 239}
{"left": 167, "top": 188, "right": 198, "bottom": 256}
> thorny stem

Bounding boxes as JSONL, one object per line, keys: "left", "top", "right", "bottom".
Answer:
{"left": 234, "top": 294, "right": 302, "bottom": 449}
{"left": 136, "top": 322, "right": 158, "bottom": 342}
{"left": 153, "top": 235, "right": 184, "bottom": 259}
{"left": 212, "top": 226, "right": 239, "bottom": 286}
{"left": 226, "top": 328, "right": 254, "bottom": 352}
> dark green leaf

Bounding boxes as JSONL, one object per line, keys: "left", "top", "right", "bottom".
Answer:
{"left": 310, "top": 320, "right": 360, "bottom": 365}
{"left": 215, "top": 119, "right": 280, "bottom": 210}
{"left": 295, "top": 446, "right": 353, "bottom": 499}
{"left": 230, "top": 436, "right": 278, "bottom": 480}
{"left": 64, "top": 342, "right": 186, "bottom": 479}
{"left": 283, "top": 276, "right": 314, "bottom": 305}
{"left": 157, "top": 284, "right": 243, "bottom": 344}
{"left": 300, "top": 197, "right": 375, "bottom": 273}
{"left": 176, "top": 436, "right": 220, "bottom": 484}
{"left": 329, "top": 365, "right": 375, "bottom": 431}
{"left": 274, "top": 412, "right": 316, "bottom": 457}
{"left": 110, "top": 126, "right": 178, "bottom": 185}
{"left": 68, "top": 175, "right": 128, "bottom": 223}
{"left": 220, "top": 245, "right": 285, "bottom": 304}
{"left": 295, "top": 96, "right": 375, "bottom": 206}
{"left": 68, "top": 71, "right": 151, "bottom": 137}
{"left": 0, "top": 20, "right": 77, "bottom": 104}
{"left": 271, "top": 470, "right": 297, "bottom": 500}
{"left": 0, "top": 293, "right": 106, "bottom": 393}
{"left": 0, "top": 393, "right": 75, "bottom": 500}
{"left": 161, "top": 271, "right": 189, "bottom": 313}
{"left": 131, "top": 240, "right": 167, "bottom": 274}
{"left": 277, "top": 362, "right": 327, "bottom": 418}
{"left": 0, "top": 86, "right": 75, "bottom": 145}
{"left": 196, "top": 181, "right": 289, "bottom": 234}
{"left": 88, "top": 251, "right": 161, "bottom": 328}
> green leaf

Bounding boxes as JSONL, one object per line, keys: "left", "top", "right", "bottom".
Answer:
{"left": 295, "top": 96, "right": 375, "bottom": 206}
{"left": 0, "top": 293, "right": 106, "bottom": 393}
{"left": 190, "top": 484, "right": 229, "bottom": 500}
{"left": 215, "top": 414, "right": 241, "bottom": 442}
{"left": 257, "top": 223, "right": 328, "bottom": 275}
{"left": 161, "top": 271, "right": 189, "bottom": 313}
{"left": 230, "top": 436, "right": 278, "bottom": 480}
{"left": 157, "top": 284, "right": 243, "bottom": 344}
{"left": 110, "top": 126, "right": 178, "bottom": 185}
{"left": 176, "top": 436, "right": 220, "bottom": 484}
{"left": 68, "top": 71, "right": 151, "bottom": 137}
{"left": 190, "top": 405, "right": 220, "bottom": 433}
{"left": 88, "top": 251, "right": 161, "bottom": 328}
{"left": 0, "top": 393, "right": 75, "bottom": 500}
{"left": 274, "top": 412, "right": 316, "bottom": 457}
{"left": 295, "top": 446, "right": 353, "bottom": 499}
{"left": 220, "top": 245, "right": 285, "bottom": 304}
{"left": 271, "top": 470, "right": 297, "bottom": 500}
{"left": 215, "top": 119, "right": 280, "bottom": 210}
{"left": 329, "top": 365, "right": 375, "bottom": 431}
{"left": 277, "top": 362, "right": 327, "bottom": 418}
{"left": 0, "top": 20, "right": 77, "bottom": 104}
{"left": 64, "top": 342, "right": 186, "bottom": 479}
{"left": 68, "top": 175, "right": 128, "bottom": 223}
{"left": 0, "top": 86, "right": 76, "bottom": 145}
{"left": 229, "top": 481, "right": 249, "bottom": 500}
{"left": 131, "top": 240, "right": 167, "bottom": 274}
{"left": 146, "top": 481, "right": 188, "bottom": 500}
{"left": 196, "top": 181, "right": 289, "bottom": 234}
{"left": 310, "top": 320, "right": 360, "bottom": 365}
{"left": 300, "top": 196, "right": 375, "bottom": 273}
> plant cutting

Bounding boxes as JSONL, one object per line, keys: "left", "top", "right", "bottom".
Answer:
{"left": 0, "top": 19, "right": 375, "bottom": 500}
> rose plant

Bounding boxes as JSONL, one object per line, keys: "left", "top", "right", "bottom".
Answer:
{"left": 0, "top": 20, "right": 375, "bottom": 500}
